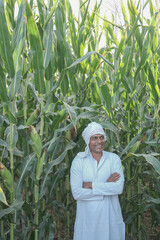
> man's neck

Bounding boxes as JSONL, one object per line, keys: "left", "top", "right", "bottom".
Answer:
{"left": 91, "top": 151, "right": 102, "bottom": 163}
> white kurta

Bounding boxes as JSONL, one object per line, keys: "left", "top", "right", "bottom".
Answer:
{"left": 70, "top": 151, "right": 125, "bottom": 240}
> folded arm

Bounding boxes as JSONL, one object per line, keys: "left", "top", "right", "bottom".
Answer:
{"left": 70, "top": 158, "right": 103, "bottom": 201}
{"left": 83, "top": 156, "right": 124, "bottom": 196}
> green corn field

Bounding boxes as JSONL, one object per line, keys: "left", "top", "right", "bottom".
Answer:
{"left": 0, "top": 0, "right": 160, "bottom": 239}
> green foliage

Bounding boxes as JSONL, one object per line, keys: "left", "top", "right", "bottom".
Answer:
{"left": 0, "top": 0, "right": 159, "bottom": 239}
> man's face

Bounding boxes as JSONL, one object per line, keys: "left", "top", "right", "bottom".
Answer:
{"left": 89, "top": 134, "right": 106, "bottom": 154}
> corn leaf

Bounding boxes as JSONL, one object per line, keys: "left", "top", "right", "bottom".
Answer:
{"left": 16, "top": 153, "right": 36, "bottom": 196}
{"left": 44, "top": 0, "right": 59, "bottom": 29}
{"left": 0, "top": 199, "right": 24, "bottom": 219}
{"left": 120, "top": 133, "right": 141, "bottom": 157}
{"left": 66, "top": 51, "right": 114, "bottom": 69}
{"left": 5, "top": 0, "right": 15, "bottom": 30}
{"left": 0, "top": 65, "right": 9, "bottom": 103}
{"left": 64, "top": 102, "right": 77, "bottom": 127}
{"left": 126, "top": 13, "right": 141, "bottom": 44}
{"left": 44, "top": 18, "right": 53, "bottom": 69}
{"left": 134, "top": 154, "right": 160, "bottom": 175}
{"left": 39, "top": 141, "right": 75, "bottom": 199}
{"left": 0, "top": 186, "right": 9, "bottom": 206}
{"left": 115, "top": 46, "right": 131, "bottom": 91}
{"left": 0, "top": 162, "right": 13, "bottom": 192}
{"left": 29, "top": 125, "right": 42, "bottom": 158}
{"left": 61, "top": 74, "right": 69, "bottom": 96}
{"left": 101, "top": 121, "right": 119, "bottom": 138}
{"left": 36, "top": 151, "right": 46, "bottom": 180}
{"left": 101, "top": 84, "right": 112, "bottom": 113}
{"left": 12, "top": 0, "right": 25, "bottom": 50}
{"left": 0, "top": 0, "right": 15, "bottom": 78}
{"left": 91, "top": 82, "right": 101, "bottom": 105}
{"left": 10, "top": 18, "right": 25, "bottom": 100}
{"left": 25, "top": 0, "right": 45, "bottom": 94}
{"left": 121, "top": 0, "right": 128, "bottom": 23}
{"left": 66, "top": 0, "right": 78, "bottom": 55}
{"left": 36, "top": 0, "right": 45, "bottom": 26}
{"left": 147, "top": 67, "right": 159, "bottom": 104}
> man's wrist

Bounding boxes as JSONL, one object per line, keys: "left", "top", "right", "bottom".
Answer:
{"left": 83, "top": 182, "right": 92, "bottom": 189}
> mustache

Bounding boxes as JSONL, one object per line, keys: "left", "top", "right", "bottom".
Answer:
{"left": 94, "top": 143, "right": 105, "bottom": 146}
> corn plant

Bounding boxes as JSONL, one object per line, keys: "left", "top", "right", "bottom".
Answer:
{"left": 0, "top": 0, "right": 160, "bottom": 240}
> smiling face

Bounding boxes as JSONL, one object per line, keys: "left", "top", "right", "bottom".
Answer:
{"left": 89, "top": 134, "right": 106, "bottom": 155}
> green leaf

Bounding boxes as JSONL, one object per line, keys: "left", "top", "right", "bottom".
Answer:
{"left": 115, "top": 46, "right": 131, "bottom": 91}
{"left": 146, "top": 197, "right": 160, "bottom": 204}
{"left": 61, "top": 74, "right": 69, "bottom": 96}
{"left": 145, "top": 138, "right": 160, "bottom": 147}
{"left": 54, "top": 30, "right": 65, "bottom": 71}
{"left": 37, "top": 0, "right": 45, "bottom": 26}
{"left": 77, "top": 111, "right": 99, "bottom": 121}
{"left": 143, "top": 154, "right": 160, "bottom": 175}
{"left": 101, "top": 84, "right": 111, "bottom": 113}
{"left": 0, "top": 199, "right": 24, "bottom": 219}
{"left": 52, "top": 108, "right": 68, "bottom": 130}
{"left": 103, "top": 21, "right": 119, "bottom": 46}
{"left": 0, "top": 139, "right": 7, "bottom": 147}
{"left": 91, "top": 82, "right": 101, "bottom": 105}
{"left": 66, "top": 51, "right": 114, "bottom": 70}
{"left": 66, "top": 0, "right": 77, "bottom": 55}
{"left": 147, "top": 67, "right": 159, "bottom": 104}
{"left": 16, "top": 153, "right": 36, "bottom": 196}
{"left": 12, "top": 0, "right": 25, "bottom": 50}
{"left": 25, "top": 0, "right": 45, "bottom": 94}
{"left": 116, "top": 32, "right": 125, "bottom": 59}
{"left": 126, "top": 14, "right": 141, "bottom": 44}
{"left": 44, "top": 18, "right": 53, "bottom": 69}
{"left": 36, "top": 151, "right": 46, "bottom": 180}
{"left": 39, "top": 141, "right": 75, "bottom": 199}
{"left": 133, "top": 154, "right": 160, "bottom": 175}
{"left": 26, "top": 108, "right": 40, "bottom": 126}
{"left": 48, "top": 163, "right": 66, "bottom": 200}
{"left": 10, "top": 15, "right": 25, "bottom": 100}
{"left": 0, "top": 0, "right": 15, "bottom": 77}
{"left": 0, "top": 162, "right": 13, "bottom": 192}
{"left": 0, "top": 186, "right": 9, "bottom": 206}
{"left": 5, "top": 0, "right": 15, "bottom": 29}
{"left": 64, "top": 102, "right": 77, "bottom": 127}
{"left": 121, "top": 0, "right": 128, "bottom": 23}
{"left": 101, "top": 121, "right": 119, "bottom": 136}
{"left": 120, "top": 133, "right": 141, "bottom": 157}
{"left": 29, "top": 125, "right": 42, "bottom": 158}
{"left": 0, "top": 65, "right": 9, "bottom": 103}
{"left": 44, "top": 0, "right": 59, "bottom": 29}
{"left": 3, "top": 103, "right": 17, "bottom": 124}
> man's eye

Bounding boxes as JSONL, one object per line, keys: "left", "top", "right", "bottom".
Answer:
{"left": 92, "top": 137, "right": 97, "bottom": 141}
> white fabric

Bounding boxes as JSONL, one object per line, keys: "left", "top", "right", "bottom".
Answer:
{"left": 70, "top": 151, "right": 125, "bottom": 240}
{"left": 78, "top": 122, "right": 107, "bottom": 158}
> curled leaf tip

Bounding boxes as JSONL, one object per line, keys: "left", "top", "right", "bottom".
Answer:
{"left": 37, "top": 108, "right": 40, "bottom": 115}
{"left": 0, "top": 163, "right": 4, "bottom": 170}
{"left": 28, "top": 126, "right": 32, "bottom": 135}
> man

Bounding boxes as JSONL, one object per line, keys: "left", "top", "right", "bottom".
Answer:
{"left": 70, "top": 122, "right": 125, "bottom": 240}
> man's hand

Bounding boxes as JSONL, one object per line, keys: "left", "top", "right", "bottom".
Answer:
{"left": 107, "top": 172, "right": 120, "bottom": 182}
{"left": 83, "top": 173, "right": 120, "bottom": 188}
{"left": 83, "top": 182, "right": 92, "bottom": 189}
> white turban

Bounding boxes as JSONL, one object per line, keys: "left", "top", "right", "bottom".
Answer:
{"left": 77, "top": 122, "right": 106, "bottom": 158}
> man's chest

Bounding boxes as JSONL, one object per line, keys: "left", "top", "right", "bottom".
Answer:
{"left": 82, "top": 158, "right": 112, "bottom": 182}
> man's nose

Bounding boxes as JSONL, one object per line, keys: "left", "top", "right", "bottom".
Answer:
{"left": 97, "top": 138, "right": 102, "bottom": 143}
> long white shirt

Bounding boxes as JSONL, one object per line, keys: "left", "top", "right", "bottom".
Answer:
{"left": 70, "top": 151, "right": 125, "bottom": 240}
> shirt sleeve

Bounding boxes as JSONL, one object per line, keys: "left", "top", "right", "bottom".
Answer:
{"left": 70, "top": 156, "right": 103, "bottom": 201}
{"left": 92, "top": 154, "right": 124, "bottom": 196}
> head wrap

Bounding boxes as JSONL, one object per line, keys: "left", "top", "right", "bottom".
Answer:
{"left": 77, "top": 122, "right": 106, "bottom": 158}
